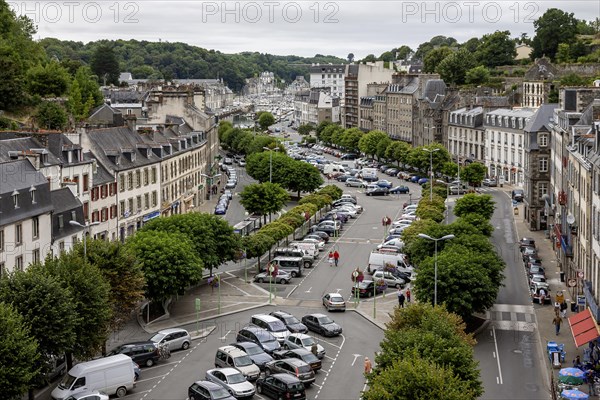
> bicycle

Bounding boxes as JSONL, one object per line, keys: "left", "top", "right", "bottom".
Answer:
{"left": 158, "top": 343, "right": 171, "bottom": 360}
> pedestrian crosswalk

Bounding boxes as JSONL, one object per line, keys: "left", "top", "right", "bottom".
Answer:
{"left": 487, "top": 304, "right": 537, "bottom": 332}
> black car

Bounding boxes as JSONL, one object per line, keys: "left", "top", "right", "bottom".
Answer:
{"left": 385, "top": 168, "right": 399, "bottom": 176}
{"left": 366, "top": 187, "right": 389, "bottom": 196}
{"left": 320, "top": 213, "right": 348, "bottom": 224}
{"left": 528, "top": 264, "right": 546, "bottom": 278}
{"left": 264, "top": 359, "right": 315, "bottom": 386}
{"left": 272, "top": 349, "right": 322, "bottom": 372}
{"left": 256, "top": 373, "right": 306, "bottom": 400}
{"left": 335, "top": 174, "right": 353, "bottom": 182}
{"left": 107, "top": 341, "right": 161, "bottom": 367}
{"left": 307, "top": 231, "right": 330, "bottom": 243}
{"left": 309, "top": 225, "right": 336, "bottom": 235}
{"left": 351, "top": 280, "right": 386, "bottom": 298}
{"left": 341, "top": 153, "right": 358, "bottom": 160}
{"left": 332, "top": 198, "right": 357, "bottom": 206}
{"left": 269, "top": 311, "right": 308, "bottom": 334}
{"left": 519, "top": 238, "right": 536, "bottom": 250}
{"left": 512, "top": 189, "right": 524, "bottom": 202}
{"left": 524, "top": 254, "right": 543, "bottom": 267}
{"left": 236, "top": 327, "right": 281, "bottom": 354}
{"left": 301, "top": 313, "right": 342, "bottom": 337}
{"left": 521, "top": 246, "right": 538, "bottom": 262}
{"left": 389, "top": 185, "right": 410, "bottom": 194}
{"left": 188, "top": 380, "right": 236, "bottom": 400}
{"left": 230, "top": 342, "right": 274, "bottom": 370}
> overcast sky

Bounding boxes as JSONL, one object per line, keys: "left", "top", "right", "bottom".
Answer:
{"left": 10, "top": 1, "right": 598, "bottom": 58}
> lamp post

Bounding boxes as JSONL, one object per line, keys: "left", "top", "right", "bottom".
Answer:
{"left": 422, "top": 148, "right": 439, "bottom": 201}
{"left": 69, "top": 220, "right": 100, "bottom": 260}
{"left": 263, "top": 147, "right": 280, "bottom": 183}
{"left": 417, "top": 233, "right": 455, "bottom": 306}
{"left": 201, "top": 173, "right": 222, "bottom": 200}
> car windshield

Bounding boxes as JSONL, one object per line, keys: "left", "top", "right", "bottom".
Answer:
{"left": 270, "top": 320, "right": 287, "bottom": 332}
{"left": 58, "top": 373, "right": 76, "bottom": 390}
{"left": 283, "top": 315, "right": 300, "bottom": 325}
{"left": 317, "top": 316, "right": 333, "bottom": 325}
{"left": 242, "top": 345, "right": 262, "bottom": 356}
{"left": 297, "top": 364, "right": 312, "bottom": 373}
{"left": 211, "top": 386, "right": 232, "bottom": 400}
{"left": 257, "top": 331, "right": 277, "bottom": 343}
{"left": 226, "top": 372, "right": 246, "bottom": 384}
{"left": 302, "top": 353, "right": 319, "bottom": 363}
{"left": 234, "top": 355, "right": 253, "bottom": 367}
{"left": 330, "top": 295, "right": 344, "bottom": 302}
{"left": 301, "top": 337, "right": 315, "bottom": 346}
{"left": 149, "top": 333, "right": 166, "bottom": 342}
{"left": 289, "top": 382, "right": 305, "bottom": 391}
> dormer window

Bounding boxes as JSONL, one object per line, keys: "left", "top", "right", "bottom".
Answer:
{"left": 12, "top": 189, "right": 19, "bottom": 209}
{"left": 29, "top": 185, "right": 36, "bottom": 204}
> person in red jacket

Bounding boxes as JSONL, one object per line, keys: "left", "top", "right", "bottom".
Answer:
{"left": 333, "top": 250, "right": 340, "bottom": 267}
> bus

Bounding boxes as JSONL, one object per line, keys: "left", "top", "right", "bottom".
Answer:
{"left": 233, "top": 217, "right": 260, "bottom": 236}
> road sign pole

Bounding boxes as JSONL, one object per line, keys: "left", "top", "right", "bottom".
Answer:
{"left": 373, "top": 282, "right": 376, "bottom": 319}
{"left": 195, "top": 298, "right": 201, "bottom": 333}
{"left": 218, "top": 274, "right": 221, "bottom": 314}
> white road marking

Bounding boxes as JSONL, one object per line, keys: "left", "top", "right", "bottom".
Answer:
{"left": 305, "top": 287, "right": 312, "bottom": 293}
{"left": 219, "top": 330, "right": 232, "bottom": 340}
{"left": 492, "top": 326, "right": 504, "bottom": 385}
{"left": 351, "top": 353, "right": 362, "bottom": 366}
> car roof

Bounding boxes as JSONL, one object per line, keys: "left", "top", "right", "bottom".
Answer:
{"left": 288, "top": 332, "right": 310, "bottom": 340}
{"left": 211, "top": 367, "right": 240, "bottom": 376}
{"left": 271, "top": 310, "right": 295, "bottom": 318}
{"left": 218, "top": 345, "right": 246, "bottom": 355}
{"left": 307, "top": 313, "right": 327, "bottom": 318}
{"left": 119, "top": 341, "right": 155, "bottom": 347}
{"left": 157, "top": 328, "right": 188, "bottom": 335}
{"left": 280, "top": 358, "right": 308, "bottom": 367}
{"left": 325, "top": 292, "right": 343, "bottom": 297}
{"left": 271, "top": 373, "right": 302, "bottom": 383}
{"left": 194, "top": 380, "right": 225, "bottom": 391}
{"left": 232, "top": 341, "right": 260, "bottom": 350}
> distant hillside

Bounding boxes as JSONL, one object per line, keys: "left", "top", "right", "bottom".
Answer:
{"left": 39, "top": 38, "right": 346, "bottom": 91}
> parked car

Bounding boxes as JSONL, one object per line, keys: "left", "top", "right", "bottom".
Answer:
{"left": 531, "top": 285, "right": 551, "bottom": 304}
{"left": 64, "top": 392, "right": 109, "bottom": 400}
{"left": 366, "top": 186, "right": 389, "bottom": 196}
{"left": 528, "top": 264, "right": 546, "bottom": 278}
{"left": 345, "top": 177, "right": 367, "bottom": 188}
{"left": 307, "top": 231, "right": 330, "bottom": 243}
{"left": 371, "top": 270, "right": 405, "bottom": 288}
{"left": 272, "top": 349, "right": 321, "bottom": 372}
{"left": 301, "top": 313, "right": 342, "bottom": 337}
{"left": 418, "top": 178, "right": 429, "bottom": 185}
{"left": 269, "top": 311, "right": 308, "bottom": 334}
{"left": 107, "top": 341, "right": 161, "bottom": 367}
{"left": 529, "top": 274, "right": 547, "bottom": 287}
{"left": 236, "top": 327, "right": 281, "bottom": 354}
{"left": 522, "top": 246, "right": 539, "bottom": 262}
{"left": 351, "top": 280, "right": 386, "bottom": 297}
{"left": 449, "top": 185, "right": 467, "bottom": 195}
{"left": 256, "top": 373, "right": 306, "bottom": 400}
{"left": 229, "top": 342, "right": 274, "bottom": 371}
{"left": 214, "top": 205, "right": 227, "bottom": 215}
{"left": 519, "top": 238, "right": 536, "bottom": 250}
{"left": 335, "top": 174, "right": 353, "bottom": 182}
{"left": 384, "top": 168, "right": 398, "bottom": 176}
{"left": 512, "top": 189, "right": 525, "bottom": 202}
{"left": 282, "top": 333, "right": 325, "bottom": 358}
{"left": 264, "top": 358, "right": 315, "bottom": 386}
{"left": 188, "top": 380, "right": 236, "bottom": 400}
{"left": 225, "top": 180, "right": 236, "bottom": 189}
{"left": 253, "top": 269, "right": 292, "bottom": 284}
{"left": 377, "top": 238, "right": 404, "bottom": 250}
{"left": 389, "top": 185, "right": 410, "bottom": 194}
{"left": 375, "top": 180, "right": 393, "bottom": 189}
{"left": 214, "top": 345, "right": 261, "bottom": 381}
{"left": 205, "top": 368, "right": 256, "bottom": 399}
{"left": 149, "top": 328, "right": 192, "bottom": 351}
{"left": 483, "top": 178, "right": 497, "bottom": 187}
{"left": 322, "top": 293, "right": 346, "bottom": 312}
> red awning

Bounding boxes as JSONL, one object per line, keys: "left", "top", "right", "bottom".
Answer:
{"left": 568, "top": 309, "right": 600, "bottom": 348}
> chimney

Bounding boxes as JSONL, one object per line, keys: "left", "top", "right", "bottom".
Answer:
{"left": 125, "top": 115, "right": 137, "bottom": 131}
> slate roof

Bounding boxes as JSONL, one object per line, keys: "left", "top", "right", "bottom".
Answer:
{"left": 361, "top": 97, "right": 374, "bottom": 106}
{"left": 50, "top": 187, "right": 82, "bottom": 214}
{"left": 83, "top": 152, "right": 114, "bottom": 186}
{"left": 576, "top": 99, "right": 600, "bottom": 126}
{"left": 46, "top": 133, "right": 90, "bottom": 167}
{"left": 0, "top": 134, "right": 61, "bottom": 166}
{"left": 524, "top": 104, "right": 558, "bottom": 133}
{"left": 422, "top": 80, "right": 446, "bottom": 102}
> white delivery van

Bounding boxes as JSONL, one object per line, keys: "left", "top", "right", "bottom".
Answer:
{"left": 323, "top": 164, "right": 346, "bottom": 175}
{"left": 360, "top": 168, "right": 378, "bottom": 182}
{"left": 290, "top": 241, "right": 319, "bottom": 259}
{"left": 51, "top": 354, "right": 135, "bottom": 400}
{"left": 367, "top": 251, "right": 413, "bottom": 274}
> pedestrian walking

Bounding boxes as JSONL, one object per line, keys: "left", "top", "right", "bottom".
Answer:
{"left": 405, "top": 287, "right": 411, "bottom": 303}
{"left": 553, "top": 315, "right": 563, "bottom": 335}
{"left": 397, "top": 288, "right": 405, "bottom": 308}
{"left": 364, "top": 357, "right": 372, "bottom": 375}
{"left": 328, "top": 251, "right": 334, "bottom": 267}
{"left": 560, "top": 301, "right": 568, "bottom": 318}
{"left": 587, "top": 368, "right": 597, "bottom": 396}
{"left": 333, "top": 250, "right": 340, "bottom": 267}
{"left": 311, "top": 342, "right": 318, "bottom": 357}
{"left": 574, "top": 355, "right": 582, "bottom": 369}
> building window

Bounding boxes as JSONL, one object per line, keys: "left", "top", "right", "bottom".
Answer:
{"left": 83, "top": 174, "right": 89, "bottom": 192}
{"left": 15, "top": 224, "right": 22, "bottom": 245}
{"left": 136, "top": 196, "right": 142, "bottom": 210}
{"left": 127, "top": 172, "right": 133, "bottom": 190}
{"left": 538, "top": 182, "right": 548, "bottom": 196}
{"left": 32, "top": 249, "right": 40, "bottom": 264}
{"left": 72, "top": 235, "right": 78, "bottom": 246}
{"left": 58, "top": 214, "right": 64, "bottom": 229}
{"left": 144, "top": 168, "right": 149, "bottom": 185}
{"left": 0, "top": 262, "right": 5, "bottom": 277}
{"left": 12, "top": 190, "right": 19, "bottom": 208}
{"left": 30, "top": 186, "right": 37, "bottom": 204}
{"left": 144, "top": 193, "right": 149, "bottom": 209}
{"left": 152, "top": 191, "right": 157, "bottom": 207}
{"left": 0, "top": 229, "right": 3, "bottom": 252}
{"left": 32, "top": 216, "right": 39, "bottom": 239}
{"left": 151, "top": 167, "right": 157, "bottom": 184}
{"left": 539, "top": 157, "right": 548, "bottom": 172}
{"left": 128, "top": 198, "right": 134, "bottom": 214}
{"left": 119, "top": 174, "right": 125, "bottom": 192}
{"left": 59, "top": 241, "right": 65, "bottom": 253}
{"left": 538, "top": 133, "right": 548, "bottom": 147}
{"left": 15, "top": 256, "right": 23, "bottom": 272}
{"left": 136, "top": 170, "right": 141, "bottom": 188}
{"left": 120, "top": 200, "right": 125, "bottom": 217}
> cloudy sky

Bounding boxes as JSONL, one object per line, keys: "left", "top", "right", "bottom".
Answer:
{"left": 10, "top": 1, "right": 598, "bottom": 58}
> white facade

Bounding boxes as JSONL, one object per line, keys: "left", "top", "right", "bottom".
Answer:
{"left": 448, "top": 107, "right": 485, "bottom": 163}
{"left": 310, "top": 64, "right": 347, "bottom": 98}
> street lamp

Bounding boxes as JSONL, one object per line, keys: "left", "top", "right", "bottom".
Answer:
{"left": 201, "top": 173, "right": 222, "bottom": 200}
{"left": 417, "top": 233, "right": 455, "bottom": 306}
{"left": 263, "top": 147, "right": 280, "bottom": 183}
{"left": 69, "top": 220, "right": 100, "bottom": 259}
{"left": 422, "top": 148, "right": 440, "bottom": 201}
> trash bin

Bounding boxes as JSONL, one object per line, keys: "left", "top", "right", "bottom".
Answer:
{"left": 571, "top": 301, "right": 577, "bottom": 312}
{"left": 560, "top": 272, "right": 565, "bottom": 282}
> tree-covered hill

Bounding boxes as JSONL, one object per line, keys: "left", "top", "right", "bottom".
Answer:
{"left": 39, "top": 38, "right": 346, "bottom": 91}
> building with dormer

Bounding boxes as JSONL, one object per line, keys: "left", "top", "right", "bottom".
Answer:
{"left": 522, "top": 58, "right": 558, "bottom": 109}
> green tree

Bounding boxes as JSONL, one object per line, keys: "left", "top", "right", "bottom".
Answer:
{"left": 297, "top": 124, "right": 313, "bottom": 135}
{"left": 38, "top": 251, "right": 112, "bottom": 368}
{"left": 316, "top": 120, "right": 332, "bottom": 138}
{"left": 284, "top": 162, "right": 324, "bottom": 198}
{"left": 0, "top": 268, "right": 78, "bottom": 395}
{"left": 376, "top": 136, "right": 392, "bottom": 161}
{"left": 462, "top": 37, "right": 481, "bottom": 53}
{"left": 347, "top": 53, "right": 355, "bottom": 63}
{"left": 376, "top": 303, "right": 482, "bottom": 396}
{"left": 246, "top": 151, "right": 290, "bottom": 185}
{"left": 423, "top": 47, "right": 454, "bottom": 73}
{"left": 465, "top": 66, "right": 490, "bottom": 85}
{"left": 359, "top": 130, "right": 388, "bottom": 159}
{"left": 454, "top": 193, "right": 495, "bottom": 220}
{"left": 35, "top": 101, "right": 68, "bottom": 130}
{"left": 26, "top": 61, "right": 71, "bottom": 97}
{"left": 460, "top": 162, "right": 487, "bottom": 185}
{"left": 475, "top": 30, "right": 516, "bottom": 67}
{"left": 436, "top": 49, "right": 476, "bottom": 85}
{"left": 240, "top": 183, "right": 289, "bottom": 224}
{"left": 258, "top": 112, "right": 275, "bottom": 130}
{"left": 363, "top": 353, "right": 478, "bottom": 400}
{"left": 560, "top": 73, "right": 589, "bottom": 87}
{"left": 90, "top": 44, "right": 120, "bottom": 85}
{"left": 385, "top": 141, "right": 411, "bottom": 166}
{"left": 141, "top": 213, "right": 240, "bottom": 274}
{"left": 83, "top": 239, "right": 145, "bottom": 335}
{"left": 318, "top": 123, "right": 343, "bottom": 145}
{"left": 531, "top": 8, "right": 579, "bottom": 60}
{"left": 68, "top": 66, "right": 103, "bottom": 120}
{"left": 340, "top": 128, "right": 364, "bottom": 153}
{"left": 0, "top": 302, "right": 40, "bottom": 400}
{"left": 395, "top": 45, "right": 413, "bottom": 60}
{"left": 126, "top": 230, "right": 203, "bottom": 304}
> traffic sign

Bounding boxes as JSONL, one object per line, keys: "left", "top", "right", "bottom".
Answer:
{"left": 568, "top": 278, "right": 577, "bottom": 287}
{"left": 577, "top": 270, "right": 584, "bottom": 279}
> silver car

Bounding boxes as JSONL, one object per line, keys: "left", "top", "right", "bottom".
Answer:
{"left": 149, "top": 328, "right": 192, "bottom": 351}
{"left": 283, "top": 333, "right": 325, "bottom": 359}
{"left": 205, "top": 368, "right": 256, "bottom": 399}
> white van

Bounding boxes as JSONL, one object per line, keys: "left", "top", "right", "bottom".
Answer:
{"left": 51, "top": 354, "right": 135, "bottom": 400}
{"left": 360, "top": 168, "right": 378, "bottom": 181}
{"left": 367, "top": 251, "right": 413, "bottom": 274}
{"left": 323, "top": 164, "right": 346, "bottom": 175}
{"left": 290, "top": 241, "right": 319, "bottom": 259}
{"left": 250, "top": 314, "right": 291, "bottom": 343}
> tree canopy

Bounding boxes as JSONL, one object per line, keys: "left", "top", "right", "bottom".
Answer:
{"left": 531, "top": 8, "right": 579, "bottom": 60}
{"left": 239, "top": 182, "right": 289, "bottom": 222}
